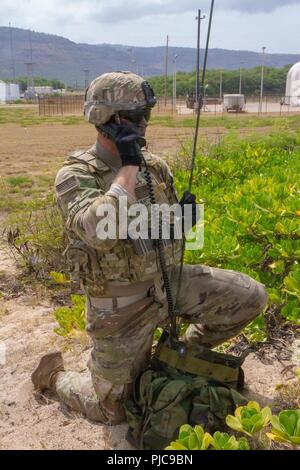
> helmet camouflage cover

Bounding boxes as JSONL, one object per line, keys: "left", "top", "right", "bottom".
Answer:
{"left": 84, "top": 71, "right": 157, "bottom": 125}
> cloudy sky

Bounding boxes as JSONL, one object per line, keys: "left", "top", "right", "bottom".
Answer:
{"left": 2, "top": 0, "right": 300, "bottom": 53}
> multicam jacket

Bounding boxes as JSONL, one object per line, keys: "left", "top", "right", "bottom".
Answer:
{"left": 55, "top": 142, "right": 182, "bottom": 297}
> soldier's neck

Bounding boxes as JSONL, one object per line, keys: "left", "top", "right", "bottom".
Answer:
{"left": 96, "top": 133, "right": 119, "bottom": 156}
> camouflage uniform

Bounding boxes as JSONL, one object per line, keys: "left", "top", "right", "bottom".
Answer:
{"left": 54, "top": 140, "right": 268, "bottom": 424}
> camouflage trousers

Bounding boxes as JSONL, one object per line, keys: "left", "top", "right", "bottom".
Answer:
{"left": 55, "top": 265, "right": 268, "bottom": 424}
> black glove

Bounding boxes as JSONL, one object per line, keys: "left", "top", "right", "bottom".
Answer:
{"left": 179, "top": 191, "right": 199, "bottom": 229}
{"left": 169, "top": 191, "right": 199, "bottom": 240}
{"left": 114, "top": 124, "right": 143, "bottom": 167}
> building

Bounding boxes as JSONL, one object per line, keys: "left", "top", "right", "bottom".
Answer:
{"left": 0, "top": 81, "right": 20, "bottom": 103}
{"left": 285, "top": 62, "right": 300, "bottom": 107}
{"left": 25, "top": 86, "right": 54, "bottom": 98}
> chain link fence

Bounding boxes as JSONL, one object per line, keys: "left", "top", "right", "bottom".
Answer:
{"left": 38, "top": 94, "right": 84, "bottom": 116}
{"left": 38, "top": 94, "right": 300, "bottom": 117}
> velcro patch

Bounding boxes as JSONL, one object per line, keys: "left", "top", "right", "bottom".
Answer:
{"left": 135, "top": 184, "right": 149, "bottom": 201}
{"left": 56, "top": 175, "right": 79, "bottom": 196}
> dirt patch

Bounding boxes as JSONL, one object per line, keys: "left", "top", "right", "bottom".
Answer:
{"left": 0, "top": 121, "right": 275, "bottom": 179}
{"left": 0, "top": 241, "right": 133, "bottom": 450}
{"left": 0, "top": 123, "right": 194, "bottom": 178}
{"left": 0, "top": 123, "right": 94, "bottom": 178}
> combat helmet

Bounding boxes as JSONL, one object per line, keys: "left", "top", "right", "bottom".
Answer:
{"left": 84, "top": 71, "right": 157, "bottom": 125}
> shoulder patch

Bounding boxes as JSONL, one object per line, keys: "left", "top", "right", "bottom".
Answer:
{"left": 56, "top": 175, "right": 80, "bottom": 196}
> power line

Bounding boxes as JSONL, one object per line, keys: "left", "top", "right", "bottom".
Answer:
{"left": 25, "top": 30, "right": 35, "bottom": 88}
{"left": 259, "top": 47, "right": 267, "bottom": 114}
{"left": 164, "top": 35, "right": 169, "bottom": 107}
{"left": 9, "top": 23, "right": 16, "bottom": 81}
{"left": 28, "top": 29, "right": 33, "bottom": 62}
{"left": 83, "top": 69, "right": 90, "bottom": 89}
{"left": 195, "top": 10, "right": 205, "bottom": 103}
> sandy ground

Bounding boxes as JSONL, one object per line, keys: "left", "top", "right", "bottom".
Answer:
{"left": 0, "top": 241, "right": 133, "bottom": 450}
{"left": 0, "top": 120, "right": 299, "bottom": 449}
{"left": 0, "top": 122, "right": 195, "bottom": 178}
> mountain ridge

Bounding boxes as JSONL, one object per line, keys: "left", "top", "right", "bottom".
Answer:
{"left": 1, "top": 26, "right": 299, "bottom": 86}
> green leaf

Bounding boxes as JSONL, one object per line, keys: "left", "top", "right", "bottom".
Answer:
{"left": 167, "top": 425, "right": 213, "bottom": 450}
{"left": 201, "top": 433, "right": 214, "bottom": 450}
{"left": 281, "top": 300, "right": 300, "bottom": 325}
{"left": 165, "top": 442, "right": 188, "bottom": 450}
{"left": 226, "top": 415, "right": 246, "bottom": 435}
{"left": 238, "top": 438, "right": 251, "bottom": 450}
{"left": 50, "top": 271, "right": 70, "bottom": 284}
{"left": 193, "top": 425, "right": 205, "bottom": 446}
{"left": 269, "top": 410, "right": 300, "bottom": 446}
{"left": 212, "top": 432, "right": 240, "bottom": 450}
{"left": 188, "top": 432, "right": 198, "bottom": 450}
{"left": 179, "top": 424, "right": 194, "bottom": 440}
{"left": 226, "top": 402, "right": 272, "bottom": 436}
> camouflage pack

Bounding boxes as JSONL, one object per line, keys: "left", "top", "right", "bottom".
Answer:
{"left": 124, "top": 338, "right": 247, "bottom": 450}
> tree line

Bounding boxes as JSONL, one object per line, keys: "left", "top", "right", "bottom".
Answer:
{"left": 148, "top": 65, "right": 291, "bottom": 98}
{"left": 1, "top": 65, "right": 292, "bottom": 97}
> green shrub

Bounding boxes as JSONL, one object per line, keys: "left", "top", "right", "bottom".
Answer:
{"left": 6, "top": 175, "right": 33, "bottom": 187}
{"left": 267, "top": 410, "right": 300, "bottom": 446}
{"left": 226, "top": 401, "right": 272, "bottom": 437}
{"left": 165, "top": 424, "right": 213, "bottom": 451}
{"left": 165, "top": 424, "right": 250, "bottom": 451}
{"left": 54, "top": 294, "right": 86, "bottom": 336}
{"left": 211, "top": 432, "right": 250, "bottom": 450}
{"left": 165, "top": 403, "right": 300, "bottom": 451}
{"left": 174, "top": 131, "right": 300, "bottom": 338}
{"left": 6, "top": 194, "right": 66, "bottom": 276}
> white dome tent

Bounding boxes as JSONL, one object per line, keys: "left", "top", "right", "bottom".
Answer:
{"left": 285, "top": 62, "right": 300, "bottom": 107}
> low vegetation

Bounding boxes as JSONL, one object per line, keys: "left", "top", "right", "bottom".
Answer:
{"left": 166, "top": 401, "right": 300, "bottom": 450}
{"left": 0, "top": 107, "right": 85, "bottom": 127}
{"left": 150, "top": 114, "right": 300, "bottom": 130}
{"left": 175, "top": 131, "right": 300, "bottom": 339}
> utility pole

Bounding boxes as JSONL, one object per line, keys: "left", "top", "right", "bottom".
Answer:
{"left": 29, "top": 29, "right": 33, "bottom": 62}
{"left": 164, "top": 35, "right": 169, "bottom": 107}
{"left": 127, "top": 48, "right": 134, "bottom": 71}
{"left": 9, "top": 23, "right": 16, "bottom": 81}
{"left": 131, "top": 59, "right": 138, "bottom": 75}
{"left": 24, "top": 63, "right": 35, "bottom": 88}
{"left": 259, "top": 47, "right": 266, "bottom": 114}
{"left": 239, "top": 62, "right": 244, "bottom": 94}
{"left": 25, "top": 30, "right": 35, "bottom": 90}
{"left": 172, "top": 54, "right": 178, "bottom": 113}
{"left": 195, "top": 10, "right": 205, "bottom": 104}
{"left": 219, "top": 69, "right": 223, "bottom": 99}
{"left": 83, "top": 69, "right": 90, "bottom": 89}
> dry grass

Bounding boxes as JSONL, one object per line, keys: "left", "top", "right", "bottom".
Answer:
{"left": 275, "top": 381, "right": 300, "bottom": 410}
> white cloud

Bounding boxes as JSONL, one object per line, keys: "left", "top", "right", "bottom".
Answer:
{"left": 2, "top": 0, "right": 300, "bottom": 53}
{"left": 93, "top": 0, "right": 300, "bottom": 22}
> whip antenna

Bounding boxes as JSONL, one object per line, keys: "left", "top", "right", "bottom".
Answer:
{"left": 189, "top": 0, "right": 215, "bottom": 192}
{"left": 175, "top": 0, "right": 215, "bottom": 312}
